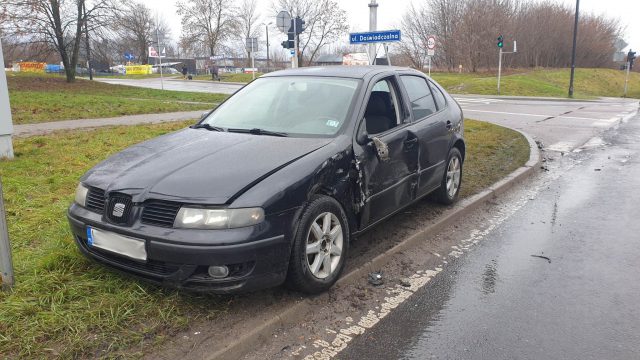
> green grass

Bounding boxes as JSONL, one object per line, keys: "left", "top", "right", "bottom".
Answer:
{"left": 459, "top": 119, "right": 530, "bottom": 197}
{"left": 431, "top": 68, "right": 640, "bottom": 98}
{"left": 0, "top": 119, "right": 528, "bottom": 358}
{"left": 6, "top": 73, "right": 228, "bottom": 124}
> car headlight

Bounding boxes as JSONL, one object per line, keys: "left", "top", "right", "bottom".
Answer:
{"left": 75, "top": 183, "right": 89, "bottom": 207}
{"left": 174, "top": 207, "right": 265, "bottom": 229}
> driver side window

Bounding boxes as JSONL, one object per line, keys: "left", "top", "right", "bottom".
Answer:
{"left": 364, "top": 78, "right": 402, "bottom": 135}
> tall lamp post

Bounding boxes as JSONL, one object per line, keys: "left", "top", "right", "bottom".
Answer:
{"left": 568, "top": 0, "right": 580, "bottom": 97}
{"left": 264, "top": 22, "right": 272, "bottom": 72}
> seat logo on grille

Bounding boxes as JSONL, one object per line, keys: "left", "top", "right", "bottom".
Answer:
{"left": 112, "top": 203, "right": 126, "bottom": 218}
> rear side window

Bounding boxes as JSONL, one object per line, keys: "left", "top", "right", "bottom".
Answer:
{"left": 400, "top": 75, "right": 437, "bottom": 120}
{"left": 429, "top": 81, "right": 447, "bottom": 110}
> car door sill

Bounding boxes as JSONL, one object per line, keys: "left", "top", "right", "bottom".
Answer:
{"left": 353, "top": 184, "right": 441, "bottom": 237}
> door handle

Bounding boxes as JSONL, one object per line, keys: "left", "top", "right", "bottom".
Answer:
{"left": 446, "top": 120, "right": 453, "bottom": 130}
{"left": 404, "top": 138, "right": 418, "bottom": 146}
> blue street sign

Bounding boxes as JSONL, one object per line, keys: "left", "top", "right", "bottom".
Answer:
{"left": 290, "top": 50, "right": 295, "bottom": 55}
{"left": 124, "top": 52, "right": 135, "bottom": 60}
{"left": 349, "top": 30, "right": 401, "bottom": 44}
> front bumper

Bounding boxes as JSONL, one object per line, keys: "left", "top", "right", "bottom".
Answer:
{"left": 68, "top": 204, "right": 296, "bottom": 294}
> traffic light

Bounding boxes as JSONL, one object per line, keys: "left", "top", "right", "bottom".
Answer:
{"left": 281, "top": 32, "right": 294, "bottom": 49}
{"left": 628, "top": 50, "right": 636, "bottom": 71}
{"left": 294, "top": 17, "right": 305, "bottom": 34}
{"left": 497, "top": 35, "right": 504, "bottom": 49}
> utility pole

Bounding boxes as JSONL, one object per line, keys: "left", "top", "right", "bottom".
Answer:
{"left": 83, "top": 3, "right": 93, "bottom": 81}
{"left": 156, "top": 13, "right": 164, "bottom": 90}
{"left": 568, "top": 0, "right": 580, "bottom": 98}
{"left": 0, "top": 40, "right": 14, "bottom": 160}
{"left": 265, "top": 23, "right": 271, "bottom": 72}
{"left": 293, "top": 18, "right": 299, "bottom": 68}
{"left": 368, "top": 0, "right": 378, "bottom": 65}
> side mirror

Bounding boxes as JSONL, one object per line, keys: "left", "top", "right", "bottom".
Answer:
{"left": 200, "top": 111, "right": 211, "bottom": 121}
{"left": 356, "top": 118, "right": 371, "bottom": 145}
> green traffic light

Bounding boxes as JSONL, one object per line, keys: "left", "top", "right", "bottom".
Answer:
{"left": 497, "top": 35, "right": 504, "bottom": 48}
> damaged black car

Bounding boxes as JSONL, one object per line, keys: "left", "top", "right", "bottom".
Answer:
{"left": 67, "top": 66, "right": 465, "bottom": 294}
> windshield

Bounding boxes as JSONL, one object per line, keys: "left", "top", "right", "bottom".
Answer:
{"left": 202, "top": 76, "right": 360, "bottom": 136}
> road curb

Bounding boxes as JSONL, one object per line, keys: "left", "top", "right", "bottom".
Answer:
{"left": 452, "top": 93, "right": 602, "bottom": 103}
{"left": 206, "top": 125, "right": 541, "bottom": 360}
{"left": 168, "top": 79, "right": 246, "bottom": 86}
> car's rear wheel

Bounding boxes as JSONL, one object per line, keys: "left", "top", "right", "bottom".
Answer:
{"left": 287, "top": 195, "right": 349, "bottom": 294}
{"left": 435, "top": 147, "right": 463, "bottom": 205}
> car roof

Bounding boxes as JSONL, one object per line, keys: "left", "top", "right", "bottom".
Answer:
{"left": 262, "top": 65, "right": 424, "bottom": 81}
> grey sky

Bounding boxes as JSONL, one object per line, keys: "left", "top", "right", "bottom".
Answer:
{"left": 149, "top": 0, "right": 639, "bottom": 53}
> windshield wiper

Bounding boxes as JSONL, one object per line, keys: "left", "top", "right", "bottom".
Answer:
{"left": 227, "top": 128, "right": 288, "bottom": 137}
{"left": 191, "top": 123, "right": 225, "bottom": 132}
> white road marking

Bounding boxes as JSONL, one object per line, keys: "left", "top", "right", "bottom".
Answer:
{"left": 302, "top": 187, "right": 550, "bottom": 359}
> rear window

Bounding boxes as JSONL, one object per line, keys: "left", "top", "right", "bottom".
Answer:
{"left": 400, "top": 75, "right": 438, "bottom": 120}
{"left": 429, "top": 81, "right": 447, "bottom": 110}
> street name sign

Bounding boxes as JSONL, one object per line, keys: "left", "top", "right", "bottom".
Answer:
{"left": 350, "top": 30, "right": 401, "bottom": 44}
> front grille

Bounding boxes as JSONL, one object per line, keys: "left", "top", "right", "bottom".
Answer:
{"left": 141, "top": 201, "right": 182, "bottom": 227}
{"left": 106, "top": 193, "right": 133, "bottom": 225}
{"left": 86, "top": 188, "right": 106, "bottom": 214}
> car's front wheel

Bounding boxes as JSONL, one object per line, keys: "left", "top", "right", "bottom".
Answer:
{"left": 287, "top": 195, "right": 349, "bottom": 294}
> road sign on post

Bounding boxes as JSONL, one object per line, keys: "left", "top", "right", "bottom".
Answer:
{"left": 349, "top": 30, "right": 401, "bottom": 44}
{"left": 276, "top": 11, "right": 291, "bottom": 33}
{"left": 349, "top": 30, "right": 401, "bottom": 66}
{"left": 246, "top": 37, "right": 259, "bottom": 80}
{"left": 426, "top": 35, "right": 436, "bottom": 76}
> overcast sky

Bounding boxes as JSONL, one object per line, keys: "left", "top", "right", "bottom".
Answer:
{"left": 148, "top": 0, "right": 639, "bottom": 53}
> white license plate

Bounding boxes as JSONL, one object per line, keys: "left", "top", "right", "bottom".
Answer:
{"left": 87, "top": 226, "right": 147, "bottom": 261}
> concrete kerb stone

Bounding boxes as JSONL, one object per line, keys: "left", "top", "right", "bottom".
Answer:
{"left": 205, "top": 125, "right": 542, "bottom": 360}
{"left": 452, "top": 93, "right": 602, "bottom": 103}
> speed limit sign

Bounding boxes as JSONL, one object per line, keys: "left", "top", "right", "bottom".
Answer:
{"left": 427, "top": 36, "right": 436, "bottom": 50}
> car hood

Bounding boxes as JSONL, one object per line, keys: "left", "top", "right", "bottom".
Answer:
{"left": 82, "top": 128, "right": 333, "bottom": 204}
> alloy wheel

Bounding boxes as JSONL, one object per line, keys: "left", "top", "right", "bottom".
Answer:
{"left": 305, "top": 212, "right": 343, "bottom": 279}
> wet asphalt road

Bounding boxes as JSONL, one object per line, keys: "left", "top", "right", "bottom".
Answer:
{"left": 340, "top": 114, "right": 640, "bottom": 359}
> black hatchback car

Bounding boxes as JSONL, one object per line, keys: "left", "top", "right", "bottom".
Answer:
{"left": 68, "top": 66, "right": 465, "bottom": 294}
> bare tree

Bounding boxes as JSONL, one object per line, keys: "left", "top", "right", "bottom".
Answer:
{"left": 176, "top": 0, "right": 237, "bottom": 57}
{"left": 402, "top": 0, "right": 621, "bottom": 72}
{"left": 275, "top": 0, "right": 348, "bottom": 66}
{"left": 1, "top": 0, "right": 116, "bottom": 82}
{"left": 113, "top": 2, "right": 154, "bottom": 64}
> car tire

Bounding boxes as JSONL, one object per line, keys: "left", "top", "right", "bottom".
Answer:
{"left": 435, "top": 147, "right": 463, "bottom": 205}
{"left": 287, "top": 195, "right": 349, "bottom": 294}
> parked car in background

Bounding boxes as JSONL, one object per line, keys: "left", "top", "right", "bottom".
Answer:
{"left": 68, "top": 66, "right": 465, "bottom": 294}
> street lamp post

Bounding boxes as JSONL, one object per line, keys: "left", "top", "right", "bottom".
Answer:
{"left": 264, "top": 22, "right": 272, "bottom": 72}
{"left": 568, "top": 0, "right": 580, "bottom": 98}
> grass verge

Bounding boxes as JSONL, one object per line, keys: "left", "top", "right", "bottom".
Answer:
{"left": 6, "top": 73, "right": 228, "bottom": 124}
{"left": 431, "top": 68, "right": 640, "bottom": 98}
{"left": 0, "top": 118, "right": 528, "bottom": 358}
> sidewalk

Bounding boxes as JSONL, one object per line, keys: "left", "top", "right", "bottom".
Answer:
{"left": 14, "top": 110, "right": 204, "bottom": 137}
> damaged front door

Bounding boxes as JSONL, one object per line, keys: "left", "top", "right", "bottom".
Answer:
{"left": 353, "top": 76, "right": 419, "bottom": 229}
